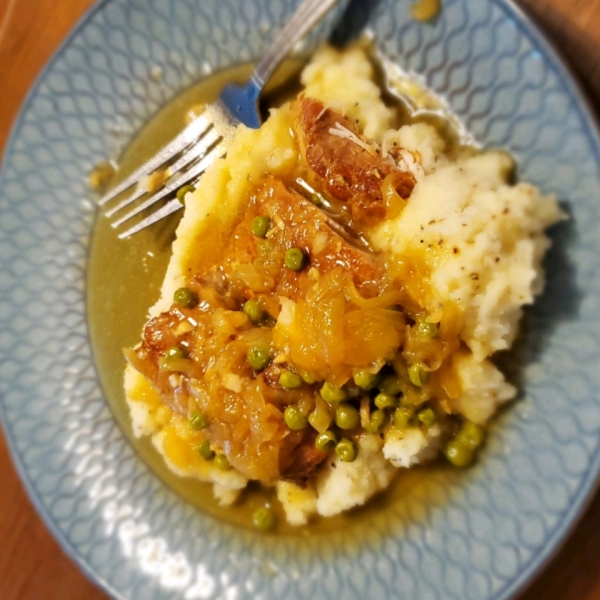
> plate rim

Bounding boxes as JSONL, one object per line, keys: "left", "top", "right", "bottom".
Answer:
{"left": 0, "top": 1, "right": 599, "bottom": 599}
{"left": 0, "top": 3, "right": 120, "bottom": 595}
{"left": 485, "top": 1, "right": 600, "bottom": 598}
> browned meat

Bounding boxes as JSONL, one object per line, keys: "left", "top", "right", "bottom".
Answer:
{"left": 280, "top": 429, "right": 328, "bottom": 487}
{"left": 126, "top": 177, "right": 399, "bottom": 483}
{"left": 290, "top": 96, "right": 416, "bottom": 224}
{"left": 127, "top": 309, "right": 200, "bottom": 415}
{"left": 241, "top": 177, "right": 386, "bottom": 297}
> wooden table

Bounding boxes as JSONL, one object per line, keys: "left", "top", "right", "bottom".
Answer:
{"left": 0, "top": 0, "right": 599, "bottom": 598}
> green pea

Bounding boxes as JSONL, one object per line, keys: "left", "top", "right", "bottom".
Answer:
{"left": 198, "top": 440, "right": 215, "bottom": 460}
{"left": 417, "top": 316, "right": 439, "bottom": 338}
{"left": 252, "top": 506, "right": 276, "bottom": 531}
{"left": 374, "top": 392, "right": 398, "bottom": 410}
{"left": 158, "top": 346, "right": 189, "bottom": 371}
{"left": 365, "top": 409, "right": 387, "bottom": 434}
{"left": 247, "top": 346, "right": 270, "bottom": 371}
{"left": 299, "top": 369, "right": 317, "bottom": 384}
{"left": 214, "top": 454, "right": 232, "bottom": 471}
{"left": 166, "top": 346, "right": 187, "bottom": 359}
{"left": 173, "top": 287, "right": 198, "bottom": 309}
{"left": 335, "top": 403, "right": 360, "bottom": 430}
{"left": 457, "top": 421, "right": 485, "bottom": 450}
{"left": 284, "top": 405, "right": 308, "bottom": 430}
{"left": 444, "top": 439, "right": 474, "bottom": 468}
{"left": 353, "top": 369, "right": 379, "bottom": 390}
{"left": 284, "top": 248, "right": 306, "bottom": 271}
{"left": 176, "top": 184, "right": 196, "bottom": 203}
{"left": 393, "top": 406, "right": 414, "bottom": 430}
{"left": 379, "top": 374, "right": 402, "bottom": 396}
{"left": 417, "top": 407, "right": 437, "bottom": 427}
{"left": 335, "top": 438, "right": 358, "bottom": 463}
{"left": 320, "top": 382, "right": 348, "bottom": 404}
{"left": 243, "top": 299, "right": 265, "bottom": 324}
{"left": 279, "top": 370, "right": 303, "bottom": 389}
{"left": 408, "top": 364, "right": 431, "bottom": 387}
{"left": 189, "top": 410, "right": 208, "bottom": 431}
{"left": 315, "top": 430, "right": 337, "bottom": 452}
{"left": 251, "top": 215, "right": 271, "bottom": 238}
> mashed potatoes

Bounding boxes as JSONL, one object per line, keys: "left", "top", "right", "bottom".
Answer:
{"left": 124, "top": 45, "right": 563, "bottom": 527}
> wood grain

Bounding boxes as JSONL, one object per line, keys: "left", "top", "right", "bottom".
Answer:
{"left": 0, "top": 1, "right": 598, "bottom": 598}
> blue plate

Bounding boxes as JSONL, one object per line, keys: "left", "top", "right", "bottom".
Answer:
{"left": 1, "top": 0, "right": 599, "bottom": 598}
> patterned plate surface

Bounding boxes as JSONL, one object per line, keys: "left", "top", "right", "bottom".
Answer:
{"left": 1, "top": 0, "right": 599, "bottom": 599}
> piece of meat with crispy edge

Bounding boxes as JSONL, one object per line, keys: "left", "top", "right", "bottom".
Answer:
{"left": 290, "top": 95, "right": 416, "bottom": 225}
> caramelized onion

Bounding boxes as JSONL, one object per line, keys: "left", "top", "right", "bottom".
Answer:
{"left": 344, "top": 308, "right": 405, "bottom": 366}
{"left": 346, "top": 278, "right": 407, "bottom": 310}
{"left": 381, "top": 173, "right": 407, "bottom": 219}
{"left": 231, "top": 264, "right": 275, "bottom": 293}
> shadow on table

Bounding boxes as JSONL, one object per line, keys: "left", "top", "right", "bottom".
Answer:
{"left": 519, "top": 488, "right": 600, "bottom": 599}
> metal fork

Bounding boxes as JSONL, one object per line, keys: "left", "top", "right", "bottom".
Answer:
{"left": 99, "top": 0, "right": 342, "bottom": 239}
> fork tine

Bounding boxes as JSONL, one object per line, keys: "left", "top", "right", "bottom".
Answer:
{"left": 98, "top": 113, "right": 212, "bottom": 207}
{"left": 118, "top": 198, "right": 184, "bottom": 239}
{"left": 104, "top": 184, "right": 146, "bottom": 219}
{"left": 111, "top": 140, "right": 228, "bottom": 229}
{"left": 104, "top": 126, "right": 219, "bottom": 218}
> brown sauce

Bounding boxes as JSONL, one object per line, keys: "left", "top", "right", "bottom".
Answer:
{"left": 87, "top": 56, "right": 468, "bottom": 536}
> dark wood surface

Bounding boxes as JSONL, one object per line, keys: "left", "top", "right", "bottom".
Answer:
{"left": 0, "top": 0, "right": 598, "bottom": 598}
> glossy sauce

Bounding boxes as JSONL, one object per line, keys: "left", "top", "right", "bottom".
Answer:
{"left": 87, "top": 57, "right": 467, "bottom": 536}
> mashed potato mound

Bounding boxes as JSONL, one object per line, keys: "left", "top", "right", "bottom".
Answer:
{"left": 371, "top": 152, "right": 562, "bottom": 360}
{"left": 125, "top": 45, "right": 563, "bottom": 525}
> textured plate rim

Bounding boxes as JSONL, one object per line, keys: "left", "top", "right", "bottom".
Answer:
{"left": 0, "top": 1, "right": 599, "bottom": 599}
{"left": 483, "top": 2, "right": 600, "bottom": 599}
{"left": 0, "top": 4, "right": 119, "bottom": 597}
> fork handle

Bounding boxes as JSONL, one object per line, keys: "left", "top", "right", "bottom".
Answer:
{"left": 250, "top": 0, "right": 342, "bottom": 90}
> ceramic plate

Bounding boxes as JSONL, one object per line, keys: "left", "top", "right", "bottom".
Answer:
{"left": 1, "top": 0, "right": 599, "bottom": 598}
